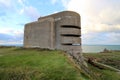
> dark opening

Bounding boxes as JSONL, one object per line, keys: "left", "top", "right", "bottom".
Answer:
{"left": 61, "top": 34, "right": 81, "bottom": 37}
{"left": 62, "top": 43, "right": 72, "bottom": 45}
{"left": 61, "top": 25, "right": 80, "bottom": 29}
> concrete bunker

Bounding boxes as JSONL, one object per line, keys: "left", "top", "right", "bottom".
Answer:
{"left": 24, "top": 11, "right": 82, "bottom": 56}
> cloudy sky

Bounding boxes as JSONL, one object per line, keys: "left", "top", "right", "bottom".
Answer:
{"left": 0, "top": 0, "right": 120, "bottom": 45}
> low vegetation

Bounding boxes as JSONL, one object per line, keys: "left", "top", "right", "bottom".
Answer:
{"left": 0, "top": 46, "right": 120, "bottom": 80}
{"left": 84, "top": 51, "right": 120, "bottom": 69}
{"left": 0, "top": 46, "right": 87, "bottom": 80}
{"left": 84, "top": 51, "right": 120, "bottom": 80}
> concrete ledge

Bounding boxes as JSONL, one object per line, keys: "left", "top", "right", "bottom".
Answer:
{"left": 61, "top": 37, "right": 81, "bottom": 44}
{"left": 60, "top": 28, "right": 81, "bottom": 35}
{"left": 38, "top": 11, "right": 80, "bottom": 21}
{"left": 61, "top": 45, "right": 81, "bottom": 51}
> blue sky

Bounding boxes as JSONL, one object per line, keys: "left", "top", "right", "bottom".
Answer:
{"left": 0, "top": 0, "right": 120, "bottom": 45}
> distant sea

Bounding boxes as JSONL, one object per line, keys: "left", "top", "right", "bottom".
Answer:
{"left": 82, "top": 45, "right": 120, "bottom": 53}
{"left": 0, "top": 44, "right": 120, "bottom": 53}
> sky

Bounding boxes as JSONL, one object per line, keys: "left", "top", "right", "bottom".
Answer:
{"left": 0, "top": 0, "right": 120, "bottom": 45}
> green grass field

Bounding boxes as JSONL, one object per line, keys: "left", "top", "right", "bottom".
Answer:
{"left": 84, "top": 52, "right": 120, "bottom": 80}
{"left": 84, "top": 51, "right": 120, "bottom": 69}
{"left": 0, "top": 46, "right": 120, "bottom": 80}
{"left": 0, "top": 46, "right": 87, "bottom": 80}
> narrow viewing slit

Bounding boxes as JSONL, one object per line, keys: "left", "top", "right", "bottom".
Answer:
{"left": 61, "top": 34, "right": 81, "bottom": 37}
{"left": 61, "top": 25, "right": 80, "bottom": 29}
{"left": 62, "top": 43, "right": 72, "bottom": 45}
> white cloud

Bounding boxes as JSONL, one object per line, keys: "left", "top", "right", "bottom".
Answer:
{"left": 18, "top": 0, "right": 28, "bottom": 7}
{"left": 20, "top": 6, "right": 40, "bottom": 20}
{"left": 0, "top": 28, "right": 23, "bottom": 45}
{"left": 0, "top": 28, "right": 23, "bottom": 36}
{"left": 61, "top": 0, "right": 120, "bottom": 44}
{"left": 17, "top": 0, "right": 40, "bottom": 20}
{"left": 82, "top": 32, "right": 120, "bottom": 45}
{"left": 105, "top": 32, "right": 120, "bottom": 43}
{"left": 51, "top": 0, "right": 57, "bottom": 4}
{"left": 0, "top": 0, "right": 12, "bottom": 7}
{"left": 83, "top": 24, "right": 120, "bottom": 34}
{"left": 62, "top": 0, "right": 120, "bottom": 34}
{"left": 18, "top": 0, "right": 25, "bottom": 6}
{"left": 61, "top": 0, "right": 69, "bottom": 7}
{"left": 99, "top": 8, "right": 120, "bottom": 25}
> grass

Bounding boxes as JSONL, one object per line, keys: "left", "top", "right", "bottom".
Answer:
{"left": 0, "top": 47, "right": 87, "bottom": 80}
{"left": 0, "top": 46, "right": 120, "bottom": 80}
{"left": 84, "top": 52, "right": 120, "bottom": 80}
{"left": 84, "top": 52, "right": 120, "bottom": 69}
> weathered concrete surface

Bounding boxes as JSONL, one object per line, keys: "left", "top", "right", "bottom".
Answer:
{"left": 24, "top": 11, "right": 81, "bottom": 54}
{"left": 60, "top": 28, "right": 81, "bottom": 35}
{"left": 24, "top": 17, "right": 55, "bottom": 49}
{"left": 61, "top": 37, "right": 81, "bottom": 44}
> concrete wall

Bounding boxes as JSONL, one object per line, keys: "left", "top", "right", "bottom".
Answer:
{"left": 54, "top": 13, "right": 81, "bottom": 54}
{"left": 24, "top": 11, "right": 81, "bottom": 54}
{"left": 24, "top": 17, "right": 55, "bottom": 49}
